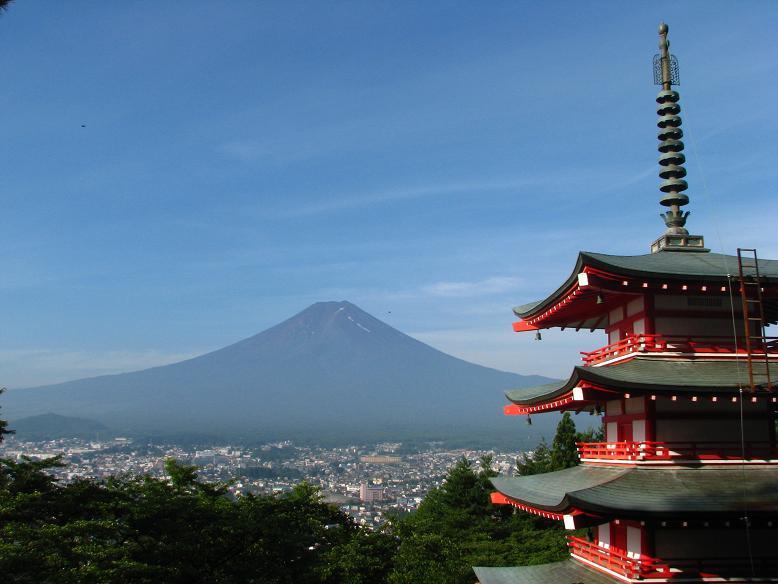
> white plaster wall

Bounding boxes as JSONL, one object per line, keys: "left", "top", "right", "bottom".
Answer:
{"left": 626, "top": 297, "right": 644, "bottom": 317}
{"left": 597, "top": 523, "right": 610, "bottom": 549}
{"left": 624, "top": 397, "right": 645, "bottom": 415}
{"left": 606, "top": 422, "right": 618, "bottom": 442}
{"left": 626, "top": 526, "right": 642, "bottom": 559}
{"left": 632, "top": 419, "right": 646, "bottom": 442}
{"left": 610, "top": 306, "right": 624, "bottom": 323}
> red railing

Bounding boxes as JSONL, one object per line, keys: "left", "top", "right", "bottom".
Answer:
{"left": 580, "top": 333, "right": 778, "bottom": 366}
{"left": 567, "top": 535, "right": 648, "bottom": 579}
{"left": 577, "top": 441, "right": 778, "bottom": 462}
{"left": 568, "top": 535, "right": 778, "bottom": 579}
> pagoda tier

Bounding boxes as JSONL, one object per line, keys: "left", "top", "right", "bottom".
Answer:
{"left": 487, "top": 468, "right": 778, "bottom": 583}
{"left": 490, "top": 466, "right": 778, "bottom": 519}
{"left": 512, "top": 251, "right": 778, "bottom": 333}
{"left": 503, "top": 357, "right": 778, "bottom": 411}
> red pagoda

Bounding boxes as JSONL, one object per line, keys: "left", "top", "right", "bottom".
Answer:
{"left": 474, "top": 23, "right": 778, "bottom": 584}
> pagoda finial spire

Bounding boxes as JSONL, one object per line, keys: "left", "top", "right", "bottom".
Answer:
{"left": 650, "top": 22, "right": 707, "bottom": 253}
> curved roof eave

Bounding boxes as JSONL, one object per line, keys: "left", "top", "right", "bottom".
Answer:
{"left": 505, "top": 358, "right": 778, "bottom": 405}
{"left": 504, "top": 379, "right": 574, "bottom": 405}
{"left": 490, "top": 466, "right": 630, "bottom": 513}
{"left": 513, "top": 250, "right": 778, "bottom": 321}
{"left": 513, "top": 253, "right": 587, "bottom": 319}
{"left": 492, "top": 467, "right": 778, "bottom": 516}
{"left": 566, "top": 467, "right": 778, "bottom": 516}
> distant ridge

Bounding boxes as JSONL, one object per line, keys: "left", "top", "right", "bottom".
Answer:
{"left": 11, "top": 413, "right": 110, "bottom": 440}
{"left": 3, "top": 301, "right": 555, "bottom": 441}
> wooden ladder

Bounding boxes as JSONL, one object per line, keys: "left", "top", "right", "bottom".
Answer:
{"left": 737, "top": 248, "right": 772, "bottom": 391}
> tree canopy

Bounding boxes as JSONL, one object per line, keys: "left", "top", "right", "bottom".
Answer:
{"left": 0, "top": 455, "right": 396, "bottom": 583}
{"left": 516, "top": 412, "right": 603, "bottom": 476}
{"left": 388, "top": 455, "right": 567, "bottom": 584}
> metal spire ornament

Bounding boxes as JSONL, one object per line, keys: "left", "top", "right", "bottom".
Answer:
{"left": 650, "top": 22, "right": 707, "bottom": 253}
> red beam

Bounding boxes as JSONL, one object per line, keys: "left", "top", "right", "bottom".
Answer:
{"left": 503, "top": 404, "right": 525, "bottom": 415}
{"left": 513, "top": 320, "right": 539, "bottom": 332}
{"left": 490, "top": 492, "right": 512, "bottom": 505}
{"left": 490, "top": 492, "right": 565, "bottom": 521}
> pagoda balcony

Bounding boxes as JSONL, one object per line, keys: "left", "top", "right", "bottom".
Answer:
{"left": 577, "top": 441, "right": 778, "bottom": 464}
{"left": 568, "top": 535, "right": 645, "bottom": 580}
{"left": 568, "top": 535, "right": 778, "bottom": 581}
{"left": 580, "top": 333, "right": 778, "bottom": 367}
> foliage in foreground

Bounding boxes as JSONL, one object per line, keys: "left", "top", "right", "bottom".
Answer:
{"left": 388, "top": 455, "right": 568, "bottom": 584}
{"left": 516, "top": 412, "right": 603, "bottom": 476}
{"left": 0, "top": 456, "right": 397, "bottom": 583}
{"left": 0, "top": 400, "right": 587, "bottom": 583}
{"left": 0, "top": 455, "right": 568, "bottom": 584}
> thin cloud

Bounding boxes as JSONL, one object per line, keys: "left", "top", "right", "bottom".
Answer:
{"left": 281, "top": 179, "right": 541, "bottom": 217}
{"left": 606, "top": 166, "right": 655, "bottom": 191}
{"left": 271, "top": 164, "right": 659, "bottom": 219}
{"left": 421, "top": 276, "right": 521, "bottom": 298}
{"left": 0, "top": 348, "right": 204, "bottom": 388}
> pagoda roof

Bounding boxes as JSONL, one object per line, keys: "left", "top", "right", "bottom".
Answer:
{"left": 473, "top": 560, "right": 614, "bottom": 584}
{"left": 492, "top": 466, "right": 778, "bottom": 518}
{"left": 513, "top": 250, "right": 778, "bottom": 329}
{"left": 505, "top": 357, "right": 778, "bottom": 406}
{"left": 584, "top": 251, "right": 778, "bottom": 281}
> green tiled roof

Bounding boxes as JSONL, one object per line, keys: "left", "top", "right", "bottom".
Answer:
{"left": 473, "top": 561, "right": 614, "bottom": 584}
{"left": 513, "top": 250, "right": 778, "bottom": 319}
{"left": 513, "top": 300, "right": 543, "bottom": 315}
{"left": 491, "top": 466, "right": 628, "bottom": 509}
{"left": 505, "top": 357, "right": 778, "bottom": 405}
{"left": 505, "top": 381, "right": 567, "bottom": 404}
{"left": 505, "top": 378, "right": 570, "bottom": 405}
{"left": 583, "top": 251, "right": 778, "bottom": 280}
{"left": 492, "top": 466, "right": 778, "bottom": 517}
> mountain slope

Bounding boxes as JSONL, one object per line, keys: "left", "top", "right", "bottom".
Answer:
{"left": 3, "top": 301, "right": 554, "bottom": 438}
{"left": 10, "top": 413, "right": 110, "bottom": 440}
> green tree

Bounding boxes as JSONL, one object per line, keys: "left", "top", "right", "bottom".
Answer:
{"left": 550, "top": 412, "right": 579, "bottom": 470}
{"left": 516, "top": 412, "right": 604, "bottom": 476}
{"left": 515, "top": 437, "right": 551, "bottom": 476}
{"left": 576, "top": 422, "right": 605, "bottom": 443}
{"left": 0, "top": 454, "right": 376, "bottom": 583}
{"left": 389, "top": 454, "right": 567, "bottom": 584}
{"left": 0, "top": 388, "right": 12, "bottom": 445}
{"left": 388, "top": 532, "right": 466, "bottom": 584}
{"left": 320, "top": 528, "right": 397, "bottom": 584}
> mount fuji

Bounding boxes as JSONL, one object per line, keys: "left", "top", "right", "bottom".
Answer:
{"left": 3, "top": 301, "right": 554, "bottom": 441}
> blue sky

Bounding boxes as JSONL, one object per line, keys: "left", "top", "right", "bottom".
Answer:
{"left": 1, "top": 1, "right": 777, "bottom": 387}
